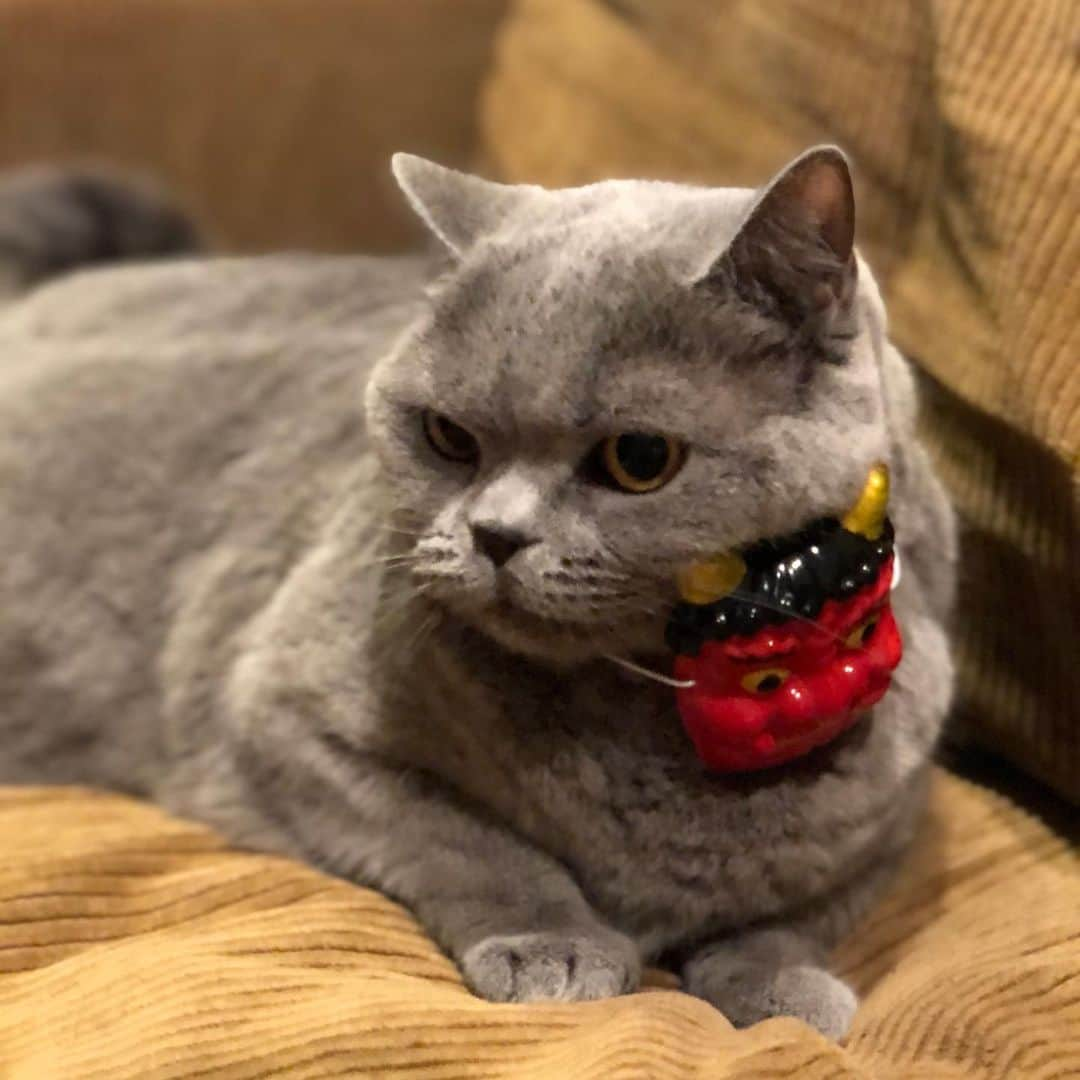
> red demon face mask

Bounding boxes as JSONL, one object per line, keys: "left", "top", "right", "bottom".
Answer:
{"left": 665, "top": 465, "right": 903, "bottom": 772}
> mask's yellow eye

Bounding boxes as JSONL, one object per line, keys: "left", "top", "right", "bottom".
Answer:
{"left": 423, "top": 411, "right": 479, "bottom": 463}
{"left": 740, "top": 668, "right": 791, "bottom": 694}
{"left": 592, "top": 433, "right": 685, "bottom": 493}
{"left": 845, "top": 616, "right": 880, "bottom": 649}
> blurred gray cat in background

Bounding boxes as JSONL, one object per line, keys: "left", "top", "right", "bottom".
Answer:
{"left": 0, "top": 148, "right": 955, "bottom": 1039}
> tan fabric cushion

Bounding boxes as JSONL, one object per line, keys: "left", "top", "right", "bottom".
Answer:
{"left": 0, "top": 0, "right": 508, "bottom": 252}
{"left": 0, "top": 774, "right": 1076, "bottom": 1077}
{"left": 481, "top": 0, "right": 1080, "bottom": 802}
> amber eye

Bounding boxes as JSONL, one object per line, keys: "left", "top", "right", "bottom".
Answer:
{"left": 423, "top": 411, "right": 479, "bottom": 463}
{"left": 740, "top": 668, "right": 791, "bottom": 694}
{"left": 845, "top": 616, "right": 880, "bottom": 649}
{"left": 590, "top": 432, "right": 685, "bottom": 493}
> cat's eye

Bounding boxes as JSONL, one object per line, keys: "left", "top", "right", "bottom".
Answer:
{"left": 423, "top": 411, "right": 479, "bottom": 464}
{"left": 845, "top": 616, "right": 880, "bottom": 650}
{"left": 740, "top": 668, "right": 791, "bottom": 694}
{"left": 589, "top": 432, "right": 685, "bottom": 494}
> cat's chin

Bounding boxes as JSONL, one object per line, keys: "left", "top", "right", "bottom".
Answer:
{"left": 418, "top": 576, "right": 665, "bottom": 666}
{"left": 467, "top": 598, "right": 661, "bottom": 667}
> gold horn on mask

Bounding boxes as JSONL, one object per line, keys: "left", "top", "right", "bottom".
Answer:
{"left": 842, "top": 463, "right": 890, "bottom": 541}
{"left": 677, "top": 551, "right": 747, "bottom": 605}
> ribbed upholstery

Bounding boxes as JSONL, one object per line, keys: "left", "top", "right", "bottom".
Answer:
{"left": 0, "top": 774, "right": 1075, "bottom": 1077}
{"left": 481, "top": 0, "right": 1080, "bottom": 802}
{"left": 0, "top": 0, "right": 508, "bottom": 253}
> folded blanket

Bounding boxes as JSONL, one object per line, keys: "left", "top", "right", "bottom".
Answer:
{"left": 0, "top": 770, "right": 1075, "bottom": 1078}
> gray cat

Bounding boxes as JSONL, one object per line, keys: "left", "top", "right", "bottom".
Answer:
{"left": 0, "top": 149, "right": 955, "bottom": 1039}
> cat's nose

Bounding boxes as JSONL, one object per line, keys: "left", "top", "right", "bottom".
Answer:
{"left": 472, "top": 524, "right": 537, "bottom": 568}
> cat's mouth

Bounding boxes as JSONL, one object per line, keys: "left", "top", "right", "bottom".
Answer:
{"left": 489, "top": 596, "right": 602, "bottom": 639}
{"left": 477, "top": 592, "right": 662, "bottom": 662}
{"left": 416, "top": 563, "right": 664, "bottom": 662}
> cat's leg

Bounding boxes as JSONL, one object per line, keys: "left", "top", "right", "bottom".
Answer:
{"left": 382, "top": 767, "right": 642, "bottom": 1003}
{"left": 682, "top": 927, "right": 857, "bottom": 1039}
{"left": 187, "top": 738, "right": 640, "bottom": 1005}
{"left": 680, "top": 825, "right": 912, "bottom": 1039}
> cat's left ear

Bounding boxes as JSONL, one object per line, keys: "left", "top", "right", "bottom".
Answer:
{"left": 694, "top": 145, "right": 857, "bottom": 318}
{"left": 392, "top": 154, "right": 543, "bottom": 258}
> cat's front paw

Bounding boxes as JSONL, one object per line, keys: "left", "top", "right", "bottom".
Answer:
{"left": 685, "top": 944, "right": 857, "bottom": 1040}
{"left": 461, "top": 927, "right": 640, "bottom": 1003}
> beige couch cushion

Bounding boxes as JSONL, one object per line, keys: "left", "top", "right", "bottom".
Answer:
{"left": 481, "top": 0, "right": 1080, "bottom": 802}
{"left": 0, "top": 775, "right": 1075, "bottom": 1077}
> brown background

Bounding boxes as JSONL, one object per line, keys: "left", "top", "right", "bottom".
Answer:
{"left": 0, "top": 0, "right": 508, "bottom": 251}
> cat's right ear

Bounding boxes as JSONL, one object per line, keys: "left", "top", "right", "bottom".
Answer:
{"left": 392, "top": 154, "right": 542, "bottom": 258}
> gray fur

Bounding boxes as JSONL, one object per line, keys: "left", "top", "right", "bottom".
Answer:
{"left": 0, "top": 166, "right": 198, "bottom": 298}
{"left": 0, "top": 151, "right": 955, "bottom": 1038}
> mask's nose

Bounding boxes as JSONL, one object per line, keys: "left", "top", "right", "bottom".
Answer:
{"left": 472, "top": 524, "right": 537, "bottom": 568}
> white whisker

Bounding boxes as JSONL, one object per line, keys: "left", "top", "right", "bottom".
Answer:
{"left": 377, "top": 524, "right": 426, "bottom": 539}
{"left": 402, "top": 611, "right": 440, "bottom": 658}
{"left": 605, "top": 654, "right": 695, "bottom": 688}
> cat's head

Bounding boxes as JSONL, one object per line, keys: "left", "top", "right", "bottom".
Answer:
{"left": 365, "top": 148, "right": 892, "bottom": 665}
